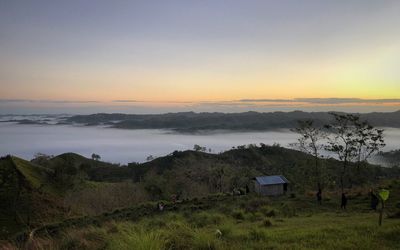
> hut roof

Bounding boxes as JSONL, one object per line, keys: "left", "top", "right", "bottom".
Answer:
{"left": 255, "top": 175, "right": 289, "bottom": 185}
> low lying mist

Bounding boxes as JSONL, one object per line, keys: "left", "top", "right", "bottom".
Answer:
{"left": 0, "top": 122, "right": 399, "bottom": 165}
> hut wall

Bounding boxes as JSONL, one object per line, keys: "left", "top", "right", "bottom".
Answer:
{"left": 257, "top": 183, "right": 284, "bottom": 196}
{"left": 254, "top": 181, "right": 261, "bottom": 194}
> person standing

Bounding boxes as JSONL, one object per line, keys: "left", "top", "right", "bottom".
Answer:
{"left": 369, "top": 189, "right": 379, "bottom": 211}
{"left": 341, "top": 193, "right": 347, "bottom": 209}
{"left": 316, "top": 188, "right": 322, "bottom": 205}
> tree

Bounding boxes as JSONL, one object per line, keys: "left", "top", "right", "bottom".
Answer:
{"left": 146, "top": 155, "right": 154, "bottom": 161}
{"left": 325, "top": 113, "right": 385, "bottom": 195}
{"left": 324, "top": 113, "right": 359, "bottom": 193}
{"left": 353, "top": 120, "right": 385, "bottom": 173}
{"left": 33, "top": 152, "right": 52, "bottom": 160}
{"left": 291, "top": 120, "right": 326, "bottom": 199}
{"left": 91, "top": 153, "right": 101, "bottom": 161}
{"left": 193, "top": 144, "right": 206, "bottom": 152}
{"left": 209, "top": 164, "right": 226, "bottom": 193}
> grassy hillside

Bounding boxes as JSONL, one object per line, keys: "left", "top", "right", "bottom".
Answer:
{"left": 0, "top": 156, "right": 67, "bottom": 238}
{"left": 0, "top": 155, "right": 118, "bottom": 239}
{"left": 133, "top": 145, "right": 397, "bottom": 201}
{"left": 9, "top": 179, "right": 400, "bottom": 249}
{"left": 1, "top": 147, "right": 399, "bottom": 245}
{"left": 11, "top": 157, "right": 56, "bottom": 194}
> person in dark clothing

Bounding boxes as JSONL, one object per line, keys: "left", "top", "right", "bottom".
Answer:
{"left": 316, "top": 188, "right": 322, "bottom": 205}
{"left": 341, "top": 193, "right": 347, "bottom": 209}
{"left": 158, "top": 202, "right": 164, "bottom": 211}
{"left": 370, "top": 189, "right": 379, "bottom": 211}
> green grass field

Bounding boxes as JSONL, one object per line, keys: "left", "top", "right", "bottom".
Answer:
{"left": 12, "top": 188, "right": 400, "bottom": 250}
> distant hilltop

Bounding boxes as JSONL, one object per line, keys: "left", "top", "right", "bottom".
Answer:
{"left": 2, "top": 110, "right": 400, "bottom": 132}
{"left": 62, "top": 110, "right": 400, "bottom": 132}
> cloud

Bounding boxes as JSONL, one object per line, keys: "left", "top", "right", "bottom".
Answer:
{"left": 238, "top": 99, "right": 294, "bottom": 103}
{"left": 112, "top": 100, "right": 139, "bottom": 103}
{"left": 0, "top": 99, "right": 99, "bottom": 104}
{"left": 237, "top": 98, "right": 400, "bottom": 105}
{"left": 1, "top": 98, "right": 399, "bottom": 109}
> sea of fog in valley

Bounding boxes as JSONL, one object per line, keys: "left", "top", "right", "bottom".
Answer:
{"left": 1, "top": 120, "right": 399, "bottom": 165}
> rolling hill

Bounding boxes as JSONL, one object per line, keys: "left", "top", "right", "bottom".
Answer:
{"left": 1, "top": 145, "right": 399, "bottom": 241}
{"left": 0, "top": 156, "right": 65, "bottom": 238}
{"left": 62, "top": 110, "right": 400, "bottom": 132}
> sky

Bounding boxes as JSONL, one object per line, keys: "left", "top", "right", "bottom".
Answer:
{"left": 0, "top": 0, "right": 399, "bottom": 114}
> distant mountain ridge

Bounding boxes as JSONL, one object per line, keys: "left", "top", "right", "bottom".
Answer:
{"left": 64, "top": 110, "right": 400, "bottom": 132}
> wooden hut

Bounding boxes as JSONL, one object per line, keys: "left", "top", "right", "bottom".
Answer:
{"left": 254, "top": 175, "right": 289, "bottom": 196}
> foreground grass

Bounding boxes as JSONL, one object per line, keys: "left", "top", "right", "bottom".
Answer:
{"left": 5, "top": 179, "right": 400, "bottom": 249}
{"left": 17, "top": 206, "right": 400, "bottom": 250}
{"left": 111, "top": 212, "right": 400, "bottom": 250}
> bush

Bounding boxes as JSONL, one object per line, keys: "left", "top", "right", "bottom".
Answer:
{"left": 260, "top": 206, "right": 276, "bottom": 217}
{"left": 108, "top": 226, "right": 166, "bottom": 250}
{"left": 262, "top": 219, "right": 273, "bottom": 227}
{"left": 231, "top": 210, "right": 245, "bottom": 220}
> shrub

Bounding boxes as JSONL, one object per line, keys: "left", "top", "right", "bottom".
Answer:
{"left": 231, "top": 210, "right": 245, "bottom": 220}
{"left": 262, "top": 219, "right": 273, "bottom": 227}
{"left": 108, "top": 226, "right": 166, "bottom": 250}
{"left": 260, "top": 206, "right": 276, "bottom": 217}
{"left": 265, "top": 209, "right": 276, "bottom": 217}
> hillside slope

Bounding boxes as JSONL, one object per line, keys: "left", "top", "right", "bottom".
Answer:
{"left": 135, "top": 145, "right": 396, "bottom": 200}
{"left": 12, "top": 179, "right": 400, "bottom": 250}
{"left": 0, "top": 156, "right": 67, "bottom": 238}
{"left": 1, "top": 147, "right": 399, "bottom": 242}
{"left": 38, "top": 146, "right": 399, "bottom": 200}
